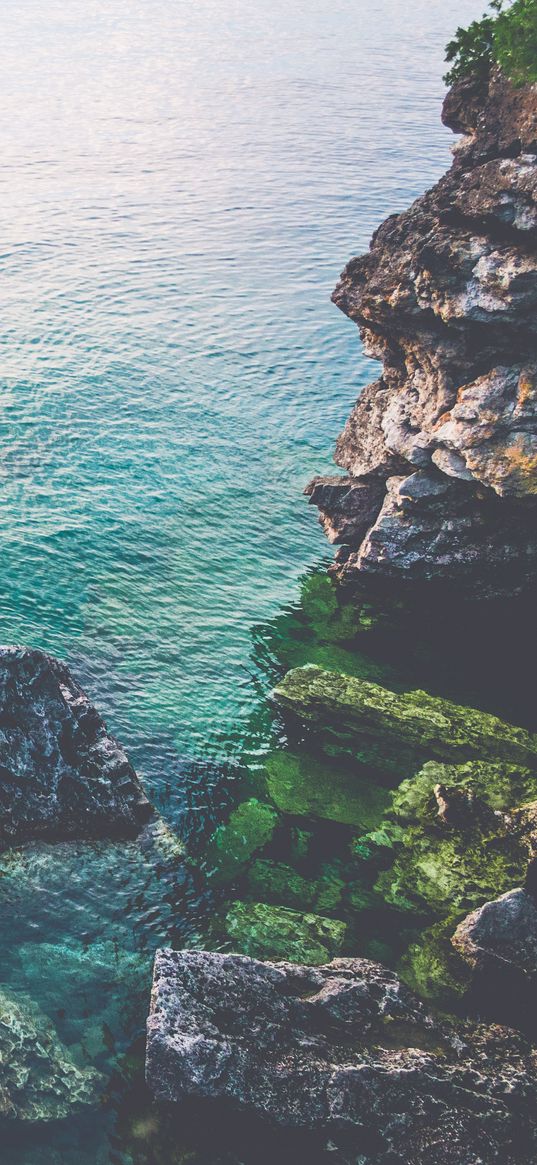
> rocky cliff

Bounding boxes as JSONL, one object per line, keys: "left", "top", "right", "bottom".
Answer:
{"left": 307, "top": 70, "right": 537, "bottom": 597}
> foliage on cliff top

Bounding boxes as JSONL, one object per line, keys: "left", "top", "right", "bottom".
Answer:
{"left": 445, "top": 0, "right": 537, "bottom": 86}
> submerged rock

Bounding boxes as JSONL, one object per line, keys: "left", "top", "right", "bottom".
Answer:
{"left": 307, "top": 70, "right": 537, "bottom": 597}
{"left": 15, "top": 940, "right": 150, "bottom": 1056}
{"left": 224, "top": 900, "right": 346, "bottom": 964}
{"left": 273, "top": 664, "right": 537, "bottom": 775}
{"left": 0, "top": 988, "right": 103, "bottom": 1121}
{"left": 0, "top": 646, "right": 152, "bottom": 849}
{"left": 246, "top": 858, "right": 344, "bottom": 913}
{"left": 392, "top": 758, "right": 537, "bottom": 822}
{"left": 146, "top": 950, "right": 537, "bottom": 1162}
{"left": 264, "top": 748, "right": 391, "bottom": 827}
{"left": 202, "top": 798, "right": 278, "bottom": 883}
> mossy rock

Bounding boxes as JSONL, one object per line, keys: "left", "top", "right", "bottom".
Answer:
{"left": 273, "top": 666, "right": 537, "bottom": 776}
{"left": 224, "top": 900, "right": 346, "bottom": 964}
{"left": 299, "top": 572, "right": 361, "bottom": 642}
{"left": 400, "top": 919, "right": 472, "bottom": 1007}
{"left": 265, "top": 749, "right": 391, "bottom": 828}
{"left": 393, "top": 759, "right": 537, "bottom": 824}
{"left": 202, "top": 799, "right": 278, "bottom": 884}
{"left": 246, "top": 858, "right": 344, "bottom": 913}
{"left": 375, "top": 821, "right": 529, "bottom": 916}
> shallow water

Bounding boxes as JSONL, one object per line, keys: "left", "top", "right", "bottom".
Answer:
{"left": 0, "top": 1, "right": 486, "bottom": 1161}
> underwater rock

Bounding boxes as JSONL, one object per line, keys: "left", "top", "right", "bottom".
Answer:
{"left": 146, "top": 949, "right": 537, "bottom": 1162}
{"left": 307, "top": 70, "right": 537, "bottom": 597}
{"left": 224, "top": 900, "right": 346, "bottom": 964}
{"left": 202, "top": 798, "right": 278, "bottom": 883}
{"left": 453, "top": 887, "right": 537, "bottom": 977}
{"left": 15, "top": 941, "right": 150, "bottom": 1054}
{"left": 0, "top": 987, "right": 103, "bottom": 1121}
{"left": 392, "top": 758, "right": 537, "bottom": 822}
{"left": 264, "top": 749, "right": 391, "bottom": 827}
{"left": 400, "top": 918, "right": 472, "bottom": 1008}
{"left": 0, "top": 646, "right": 152, "bottom": 849}
{"left": 273, "top": 665, "right": 537, "bottom": 775}
{"left": 246, "top": 858, "right": 344, "bottom": 913}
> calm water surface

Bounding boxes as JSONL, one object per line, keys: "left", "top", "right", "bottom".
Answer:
{"left": 0, "top": 2, "right": 480, "bottom": 1161}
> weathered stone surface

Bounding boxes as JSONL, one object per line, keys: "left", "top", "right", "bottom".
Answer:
{"left": 146, "top": 950, "right": 537, "bottom": 1162}
{"left": 307, "top": 71, "right": 537, "bottom": 596}
{"left": 273, "top": 664, "right": 537, "bottom": 774}
{"left": 224, "top": 900, "right": 346, "bottom": 964}
{"left": 0, "top": 988, "right": 103, "bottom": 1121}
{"left": 432, "top": 364, "right": 537, "bottom": 497}
{"left": 0, "top": 647, "right": 152, "bottom": 849}
{"left": 453, "top": 887, "right": 537, "bottom": 975}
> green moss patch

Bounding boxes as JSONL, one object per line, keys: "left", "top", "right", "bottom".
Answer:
{"left": 265, "top": 748, "right": 391, "bottom": 828}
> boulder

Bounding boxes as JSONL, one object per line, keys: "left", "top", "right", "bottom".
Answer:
{"left": 453, "top": 887, "right": 537, "bottom": 975}
{"left": 273, "top": 665, "right": 537, "bottom": 775}
{"left": 146, "top": 950, "right": 537, "bottom": 1162}
{"left": 246, "top": 858, "right": 344, "bottom": 913}
{"left": 0, "top": 987, "right": 103, "bottom": 1121}
{"left": 264, "top": 748, "right": 391, "bottom": 827}
{"left": 202, "top": 798, "right": 278, "bottom": 883}
{"left": 0, "top": 647, "right": 152, "bottom": 848}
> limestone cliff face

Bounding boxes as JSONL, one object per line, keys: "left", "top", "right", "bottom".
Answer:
{"left": 308, "top": 70, "right": 537, "bottom": 597}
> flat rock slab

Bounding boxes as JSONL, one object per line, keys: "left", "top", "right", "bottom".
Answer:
{"left": 0, "top": 646, "right": 152, "bottom": 848}
{"left": 273, "top": 665, "right": 537, "bottom": 774}
{"left": 146, "top": 950, "right": 537, "bottom": 1163}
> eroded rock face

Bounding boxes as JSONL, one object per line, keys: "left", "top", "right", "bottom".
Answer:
{"left": 146, "top": 949, "right": 537, "bottom": 1163}
{"left": 308, "top": 70, "right": 537, "bottom": 596}
{"left": 0, "top": 646, "right": 152, "bottom": 849}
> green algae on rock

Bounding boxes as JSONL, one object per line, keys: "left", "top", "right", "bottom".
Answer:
{"left": 246, "top": 858, "right": 344, "bottom": 913}
{"left": 392, "top": 759, "right": 537, "bottom": 823}
{"left": 375, "top": 816, "right": 530, "bottom": 916}
{"left": 273, "top": 665, "right": 537, "bottom": 775}
{"left": 224, "top": 900, "right": 346, "bottom": 964}
{"left": 264, "top": 748, "right": 391, "bottom": 827}
{"left": 400, "top": 918, "right": 472, "bottom": 1006}
{"left": 0, "top": 989, "right": 103, "bottom": 1121}
{"left": 202, "top": 798, "right": 278, "bottom": 883}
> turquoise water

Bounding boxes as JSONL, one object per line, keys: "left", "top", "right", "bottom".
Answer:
{"left": 0, "top": 2, "right": 484, "bottom": 1162}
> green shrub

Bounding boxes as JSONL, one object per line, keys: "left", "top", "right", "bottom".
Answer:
{"left": 445, "top": 0, "right": 537, "bottom": 86}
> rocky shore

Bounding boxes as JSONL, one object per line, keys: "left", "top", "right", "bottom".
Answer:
{"left": 1, "top": 61, "right": 536, "bottom": 1165}
{"left": 306, "top": 68, "right": 537, "bottom": 597}
{"left": 143, "top": 67, "right": 537, "bottom": 1162}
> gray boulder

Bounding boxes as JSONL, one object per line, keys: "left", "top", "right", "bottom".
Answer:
{"left": 146, "top": 949, "right": 537, "bottom": 1163}
{"left": 0, "top": 646, "right": 152, "bottom": 849}
{"left": 453, "top": 887, "right": 537, "bottom": 975}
